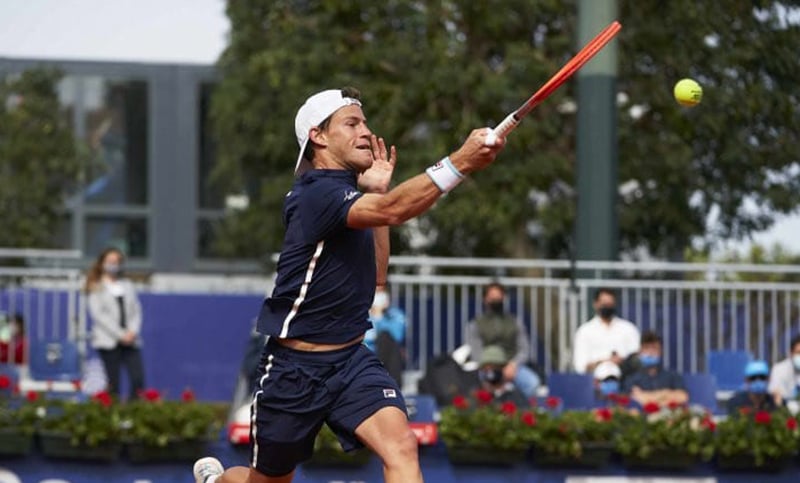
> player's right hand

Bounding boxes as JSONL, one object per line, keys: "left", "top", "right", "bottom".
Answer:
{"left": 449, "top": 127, "right": 505, "bottom": 175}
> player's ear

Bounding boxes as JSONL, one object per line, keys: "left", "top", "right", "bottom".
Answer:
{"left": 308, "top": 127, "right": 328, "bottom": 147}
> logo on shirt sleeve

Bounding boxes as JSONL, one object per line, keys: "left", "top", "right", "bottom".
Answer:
{"left": 383, "top": 389, "right": 397, "bottom": 398}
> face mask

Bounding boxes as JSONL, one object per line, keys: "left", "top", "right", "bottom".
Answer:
{"left": 598, "top": 306, "right": 616, "bottom": 320}
{"left": 599, "top": 380, "right": 620, "bottom": 396}
{"left": 640, "top": 354, "right": 661, "bottom": 368}
{"left": 103, "top": 263, "right": 122, "bottom": 276}
{"left": 479, "top": 367, "right": 504, "bottom": 385}
{"left": 372, "top": 291, "right": 389, "bottom": 310}
{"left": 749, "top": 380, "right": 768, "bottom": 394}
{"left": 792, "top": 355, "right": 800, "bottom": 371}
{"left": 486, "top": 301, "right": 504, "bottom": 315}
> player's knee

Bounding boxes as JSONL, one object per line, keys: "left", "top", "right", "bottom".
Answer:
{"left": 382, "top": 429, "right": 419, "bottom": 466}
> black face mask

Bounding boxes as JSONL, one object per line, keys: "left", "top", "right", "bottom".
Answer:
{"left": 486, "top": 301, "right": 504, "bottom": 315}
{"left": 479, "top": 367, "right": 504, "bottom": 385}
{"left": 598, "top": 306, "right": 616, "bottom": 320}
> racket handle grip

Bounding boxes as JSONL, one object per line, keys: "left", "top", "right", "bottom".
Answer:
{"left": 494, "top": 113, "right": 520, "bottom": 137}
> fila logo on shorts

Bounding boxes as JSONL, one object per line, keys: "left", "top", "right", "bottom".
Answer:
{"left": 383, "top": 389, "right": 397, "bottom": 398}
{"left": 343, "top": 190, "right": 359, "bottom": 201}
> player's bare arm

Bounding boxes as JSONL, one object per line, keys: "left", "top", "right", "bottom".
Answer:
{"left": 347, "top": 128, "right": 504, "bottom": 229}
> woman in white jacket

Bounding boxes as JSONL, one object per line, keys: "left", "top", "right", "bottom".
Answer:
{"left": 85, "top": 247, "right": 145, "bottom": 398}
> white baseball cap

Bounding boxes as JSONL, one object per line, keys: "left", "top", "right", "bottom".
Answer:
{"left": 593, "top": 360, "right": 622, "bottom": 381}
{"left": 294, "top": 89, "right": 362, "bottom": 176}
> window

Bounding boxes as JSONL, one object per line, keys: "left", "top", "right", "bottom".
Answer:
{"left": 82, "top": 78, "right": 148, "bottom": 206}
{"left": 85, "top": 217, "right": 148, "bottom": 258}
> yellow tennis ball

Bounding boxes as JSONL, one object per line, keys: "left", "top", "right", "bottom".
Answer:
{"left": 674, "top": 78, "right": 702, "bottom": 107}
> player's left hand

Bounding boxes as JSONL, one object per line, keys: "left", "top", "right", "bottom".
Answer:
{"left": 358, "top": 135, "right": 396, "bottom": 194}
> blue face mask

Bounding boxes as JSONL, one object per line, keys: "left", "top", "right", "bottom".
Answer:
{"left": 599, "top": 380, "right": 620, "bottom": 396}
{"left": 640, "top": 354, "right": 661, "bottom": 367}
{"left": 749, "top": 380, "right": 768, "bottom": 394}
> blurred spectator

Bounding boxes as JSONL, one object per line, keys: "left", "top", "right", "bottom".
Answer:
{"left": 365, "top": 285, "right": 406, "bottom": 386}
{"left": 622, "top": 331, "right": 687, "bottom": 406}
{"left": 727, "top": 360, "right": 780, "bottom": 414}
{"left": 572, "top": 288, "right": 640, "bottom": 374}
{"left": 0, "top": 313, "right": 27, "bottom": 364}
{"left": 477, "top": 345, "right": 528, "bottom": 407}
{"left": 768, "top": 334, "right": 800, "bottom": 405}
{"left": 85, "top": 247, "right": 145, "bottom": 399}
{"left": 593, "top": 360, "right": 622, "bottom": 401}
{"left": 466, "top": 282, "right": 540, "bottom": 398}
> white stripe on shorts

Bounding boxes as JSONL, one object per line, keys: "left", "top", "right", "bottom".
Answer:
{"left": 251, "top": 353, "right": 274, "bottom": 468}
{"left": 279, "top": 240, "right": 325, "bottom": 338}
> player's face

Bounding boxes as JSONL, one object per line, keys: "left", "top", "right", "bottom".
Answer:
{"left": 322, "top": 105, "right": 374, "bottom": 171}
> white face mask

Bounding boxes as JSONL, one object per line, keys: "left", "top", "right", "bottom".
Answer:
{"left": 372, "top": 291, "right": 389, "bottom": 310}
{"left": 792, "top": 354, "right": 800, "bottom": 371}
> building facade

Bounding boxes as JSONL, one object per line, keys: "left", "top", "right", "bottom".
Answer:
{"left": 0, "top": 57, "right": 259, "bottom": 273}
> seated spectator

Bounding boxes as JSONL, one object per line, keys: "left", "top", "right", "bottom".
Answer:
{"left": 0, "top": 313, "right": 27, "bottom": 365}
{"left": 623, "top": 331, "right": 687, "bottom": 406}
{"left": 365, "top": 285, "right": 406, "bottom": 386}
{"left": 476, "top": 345, "right": 528, "bottom": 407}
{"left": 727, "top": 360, "right": 780, "bottom": 414}
{"left": 768, "top": 334, "right": 800, "bottom": 405}
{"left": 593, "top": 360, "right": 623, "bottom": 401}
{"left": 466, "top": 282, "right": 541, "bottom": 399}
{"left": 572, "top": 288, "right": 640, "bottom": 374}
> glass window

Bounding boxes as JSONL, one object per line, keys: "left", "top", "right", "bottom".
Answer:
{"left": 83, "top": 78, "right": 148, "bottom": 206}
{"left": 198, "top": 82, "right": 224, "bottom": 210}
{"left": 85, "top": 217, "right": 148, "bottom": 258}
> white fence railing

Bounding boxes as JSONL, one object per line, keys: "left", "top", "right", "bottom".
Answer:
{"left": 386, "top": 257, "right": 800, "bottom": 375}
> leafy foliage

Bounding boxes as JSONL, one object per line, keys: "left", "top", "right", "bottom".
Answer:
{"left": 615, "top": 404, "right": 716, "bottom": 461}
{"left": 39, "top": 396, "right": 121, "bottom": 447}
{"left": 0, "top": 68, "right": 84, "bottom": 248}
{"left": 210, "top": 1, "right": 800, "bottom": 259}
{"left": 534, "top": 408, "right": 633, "bottom": 458}
{"left": 715, "top": 409, "right": 799, "bottom": 466}
{"left": 119, "top": 389, "right": 221, "bottom": 447}
{"left": 439, "top": 390, "right": 535, "bottom": 451}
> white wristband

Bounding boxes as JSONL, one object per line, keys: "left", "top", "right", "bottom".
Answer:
{"left": 426, "top": 156, "right": 464, "bottom": 193}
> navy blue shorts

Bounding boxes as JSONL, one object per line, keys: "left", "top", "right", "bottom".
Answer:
{"left": 249, "top": 338, "right": 407, "bottom": 477}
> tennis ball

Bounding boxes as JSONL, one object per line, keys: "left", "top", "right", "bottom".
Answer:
{"left": 674, "top": 78, "right": 702, "bottom": 107}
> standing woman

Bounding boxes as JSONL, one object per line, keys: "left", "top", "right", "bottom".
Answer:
{"left": 85, "top": 247, "right": 145, "bottom": 398}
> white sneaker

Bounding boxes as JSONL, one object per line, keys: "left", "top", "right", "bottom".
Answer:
{"left": 193, "top": 456, "right": 224, "bottom": 483}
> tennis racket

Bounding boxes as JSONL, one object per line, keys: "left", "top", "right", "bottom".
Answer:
{"left": 486, "top": 21, "right": 622, "bottom": 145}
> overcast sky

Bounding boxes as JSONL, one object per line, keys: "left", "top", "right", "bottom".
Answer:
{"left": 0, "top": 0, "right": 796, "bottom": 257}
{"left": 0, "top": 0, "right": 228, "bottom": 64}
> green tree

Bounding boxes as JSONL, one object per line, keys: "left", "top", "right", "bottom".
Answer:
{"left": 209, "top": 0, "right": 800, "bottom": 261}
{"left": 0, "top": 69, "right": 83, "bottom": 248}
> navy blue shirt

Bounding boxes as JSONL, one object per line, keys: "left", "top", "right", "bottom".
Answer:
{"left": 622, "top": 367, "right": 685, "bottom": 392}
{"left": 256, "top": 170, "right": 375, "bottom": 344}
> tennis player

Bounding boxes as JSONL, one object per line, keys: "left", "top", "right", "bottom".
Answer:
{"left": 194, "top": 87, "right": 505, "bottom": 483}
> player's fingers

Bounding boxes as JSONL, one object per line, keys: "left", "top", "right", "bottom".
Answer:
{"left": 389, "top": 145, "right": 397, "bottom": 165}
{"left": 377, "top": 136, "right": 388, "bottom": 160}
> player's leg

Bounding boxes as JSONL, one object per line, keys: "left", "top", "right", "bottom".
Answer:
{"left": 355, "top": 406, "right": 422, "bottom": 483}
{"left": 193, "top": 458, "right": 294, "bottom": 483}
{"left": 328, "top": 344, "right": 422, "bottom": 483}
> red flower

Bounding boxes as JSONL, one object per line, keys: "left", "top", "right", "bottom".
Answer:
{"left": 643, "top": 402, "right": 660, "bottom": 414}
{"left": 452, "top": 395, "right": 469, "bottom": 409}
{"left": 0, "top": 374, "right": 10, "bottom": 389}
{"left": 527, "top": 397, "right": 538, "bottom": 407}
{"left": 92, "top": 391, "right": 113, "bottom": 407}
{"left": 475, "top": 389, "right": 493, "bottom": 405}
{"left": 701, "top": 415, "right": 716, "bottom": 432}
{"left": 787, "top": 418, "right": 798, "bottom": 431}
{"left": 500, "top": 401, "right": 517, "bottom": 415}
{"left": 26, "top": 390, "right": 38, "bottom": 402}
{"left": 739, "top": 407, "right": 752, "bottom": 416}
{"left": 181, "top": 388, "right": 196, "bottom": 402}
{"left": 12, "top": 383, "right": 20, "bottom": 395}
{"left": 594, "top": 407, "right": 613, "bottom": 422}
{"left": 607, "top": 393, "right": 619, "bottom": 403}
{"left": 72, "top": 379, "right": 82, "bottom": 391}
{"left": 754, "top": 411, "right": 771, "bottom": 425}
{"left": 667, "top": 400, "right": 683, "bottom": 411}
{"left": 521, "top": 411, "right": 536, "bottom": 426}
{"left": 142, "top": 388, "right": 161, "bottom": 402}
{"left": 615, "top": 395, "right": 631, "bottom": 407}
{"left": 545, "top": 396, "right": 561, "bottom": 409}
